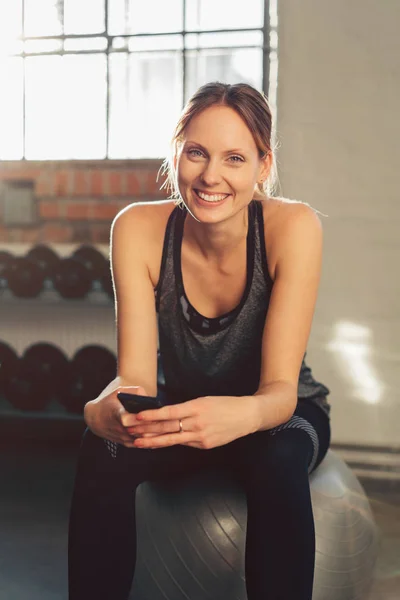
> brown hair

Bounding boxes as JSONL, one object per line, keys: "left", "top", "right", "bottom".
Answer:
{"left": 157, "top": 81, "right": 279, "bottom": 207}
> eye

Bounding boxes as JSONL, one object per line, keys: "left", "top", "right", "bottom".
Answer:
{"left": 187, "top": 149, "right": 204, "bottom": 157}
{"left": 187, "top": 149, "right": 244, "bottom": 163}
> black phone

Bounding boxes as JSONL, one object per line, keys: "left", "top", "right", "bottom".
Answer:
{"left": 117, "top": 392, "right": 163, "bottom": 414}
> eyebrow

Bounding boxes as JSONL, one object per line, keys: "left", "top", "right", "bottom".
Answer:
{"left": 185, "top": 141, "right": 247, "bottom": 154}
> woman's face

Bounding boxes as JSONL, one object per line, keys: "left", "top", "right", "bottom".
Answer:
{"left": 173, "top": 104, "right": 270, "bottom": 221}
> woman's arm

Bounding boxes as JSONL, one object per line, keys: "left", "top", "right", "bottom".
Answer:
{"left": 111, "top": 203, "right": 159, "bottom": 397}
{"left": 83, "top": 203, "right": 160, "bottom": 443}
{"left": 253, "top": 202, "right": 324, "bottom": 431}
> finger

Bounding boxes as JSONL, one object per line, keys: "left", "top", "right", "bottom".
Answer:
{"left": 128, "top": 417, "right": 200, "bottom": 435}
{"left": 133, "top": 431, "right": 197, "bottom": 449}
{"left": 116, "top": 403, "right": 133, "bottom": 426}
{"left": 119, "top": 432, "right": 137, "bottom": 444}
{"left": 136, "top": 401, "right": 195, "bottom": 423}
{"left": 128, "top": 420, "right": 180, "bottom": 435}
{"left": 120, "top": 412, "right": 142, "bottom": 428}
{"left": 112, "top": 423, "right": 139, "bottom": 443}
{"left": 104, "top": 424, "right": 139, "bottom": 446}
{"left": 115, "top": 421, "right": 137, "bottom": 438}
{"left": 105, "top": 434, "right": 134, "bottom": 447}
{"left": 121, "top": 439, "right": 138, "bottom": 448}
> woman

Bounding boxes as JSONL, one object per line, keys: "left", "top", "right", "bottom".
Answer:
{"left": 68, "top": 82, "right": 331, "bottom": 600}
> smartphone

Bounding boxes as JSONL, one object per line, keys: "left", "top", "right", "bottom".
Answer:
{"left": 117, "top": 392, "right": 163, "bottom": 414}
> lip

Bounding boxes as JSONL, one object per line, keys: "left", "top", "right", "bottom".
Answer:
{"left": 192, "top": 189, "right": 230, "bottom": 207}
{"left": 194, "top": 189, "right": 231, "bottom": 197}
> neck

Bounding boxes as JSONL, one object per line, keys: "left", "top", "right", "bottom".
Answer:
{"left": 183, "top": 205, "right": 249, "bottom": 264}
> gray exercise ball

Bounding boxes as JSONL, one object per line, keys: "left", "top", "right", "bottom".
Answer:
{"left": 129, "top": 450, "right": 379, "bottom": 600}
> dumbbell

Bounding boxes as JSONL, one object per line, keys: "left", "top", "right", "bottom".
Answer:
{"left": 73, "top": 245, "right": 114, "bottom": 298}
{"left": 51, "top": 257, "right": 92, "bottom": 299}
{"left": 4, "top": 256, "right": 45, "bottom": 297}
{"left": 72, "top": 245, "right": 107, "bottom": 280}
{"left": 72, "top": 245, "right": 114, "bottom": 298}
{"left": 3, "top": 245, "right": 61, "bottom": 298}
{"left": 0, "top": 341, "right": 20, "bottom": 398}
{"left": 26, "top": 244, "right": 60, "bottom": 279}
{"left": 61, "top": 344, "right": 117, "bottom": 414}
{"left": 5, "top": 342, "right": 70, "bottom": 411}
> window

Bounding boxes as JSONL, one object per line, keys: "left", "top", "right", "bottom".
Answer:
{"left": 0, "top": 0, "right": 276, "bottom": 160}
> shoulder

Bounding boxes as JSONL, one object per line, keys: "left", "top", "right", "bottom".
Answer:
{"left": 111, "top": 200, "right": 177, "bottom": 285}
{"left": 111, "top": 199, "right": 176, "bottom": 248}
{"left": 112, "top": 199, "right": 176, "bottom": 229}
{"left": 259, "top": 196, "right": 323, "bottom": 280}
{"left": 261, "top": 196, "right": 323, "bottom": 231}
{"left": 261, "top": 196, "right": 322, "bottom": 240}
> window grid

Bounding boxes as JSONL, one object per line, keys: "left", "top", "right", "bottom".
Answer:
{"left": 6, "top": 0, "right": 272, "bottom": 160}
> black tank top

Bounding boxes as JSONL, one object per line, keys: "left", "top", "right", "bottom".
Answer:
{"left": 155, "top": 200, "right": 331, "bottom": 416}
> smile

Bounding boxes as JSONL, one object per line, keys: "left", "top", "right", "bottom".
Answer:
{"left": 193, "top": 189, "right": 230, "bottom": 204}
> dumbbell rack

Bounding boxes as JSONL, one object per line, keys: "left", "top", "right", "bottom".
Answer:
{"left": 0, "top": 243, "right": 119, "bottom": 424}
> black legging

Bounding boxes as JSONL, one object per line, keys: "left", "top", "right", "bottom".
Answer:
{"left": 68, "top": 398, "right": 331, "bottom": 600}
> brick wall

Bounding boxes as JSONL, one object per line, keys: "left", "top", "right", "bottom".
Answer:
{"left": 0, "top": 160, "right": 166, "bottom": 244}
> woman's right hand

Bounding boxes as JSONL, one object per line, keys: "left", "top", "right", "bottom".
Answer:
{"left": 84, "top": 385, "right": 148, "bottom": 448}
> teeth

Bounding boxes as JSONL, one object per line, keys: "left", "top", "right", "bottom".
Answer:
{"left": 196, "top": 190, "right": 228, "bottom": 202}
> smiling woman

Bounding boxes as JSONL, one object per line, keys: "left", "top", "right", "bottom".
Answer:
{"left": 68, "top": 81, "right": 332, "bottom": 600}
{"left": 160, "top": 81, "right": 278, "bottom": 209}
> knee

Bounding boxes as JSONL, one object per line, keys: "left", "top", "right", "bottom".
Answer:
{"left": 266, "top": 429, "right": 312, "bottom": 468}
{"left": 240, "top": 428, "right": 313, "bottom": 481}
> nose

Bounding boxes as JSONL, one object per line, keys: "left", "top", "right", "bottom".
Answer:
{"left": 199, "top": 158, "right": 223, "bottom": 187}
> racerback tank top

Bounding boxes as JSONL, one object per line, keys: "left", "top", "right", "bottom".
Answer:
{"left": 154, "top": 200, "right": 331, "bottom": 416}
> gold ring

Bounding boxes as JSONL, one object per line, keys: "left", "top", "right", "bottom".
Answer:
{"left": 179, "top": 419, "right": 183, "bottom": 433}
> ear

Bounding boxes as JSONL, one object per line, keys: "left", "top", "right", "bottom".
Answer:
{"left": 258, "top": 152, "right": 272, "bottom": 183}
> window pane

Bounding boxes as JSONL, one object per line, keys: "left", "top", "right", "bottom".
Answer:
{"left": 185, "top": 47, "right": 263, "bottom": 102}
{"left": 64, "top": 0, "right": 105, "bottom": 34}
{"left": 0, "top": 57, "right": 23, "bottom": 159}
{"left": 25, "top": 54, "right": 107, "bottom": 159}
{"left": 109, "top": 52, "right": 183, "bottom": 159}
{"left": 0, "top": 1, "right": 22, "bottom": 53}
{"left": 127, "top": 34, "right": 183, "bottom": 52}
{"left": 185, "top": 0, "right": 264, "bottom": 31}
{"left": 24, "top": 0, "right": 63, "bottom": 37}
{"left": 108, "top": 0, "right": 183, "bottom": 35}
{"left": 107, "top": 0, "right": 127, "bottom": 35}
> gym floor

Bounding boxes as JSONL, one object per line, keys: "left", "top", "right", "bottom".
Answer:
{"left": 0, "top": 420, "right": 399, "bottom": 600}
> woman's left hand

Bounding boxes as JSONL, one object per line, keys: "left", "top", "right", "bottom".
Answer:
{"left": 120, "top": 395, "right": 260, "bottom": 449}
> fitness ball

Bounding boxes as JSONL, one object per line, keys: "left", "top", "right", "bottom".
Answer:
{"left": 129, "top": 451, "right": 378, "bottom": 600}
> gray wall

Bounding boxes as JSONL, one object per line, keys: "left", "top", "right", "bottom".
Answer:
{"left": 276, "top": 1, "right": 399, "bottom": 446}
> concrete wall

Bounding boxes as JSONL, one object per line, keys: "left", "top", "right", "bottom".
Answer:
{"left": 276, "top": 0, "right": 400, "bottom": 446}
